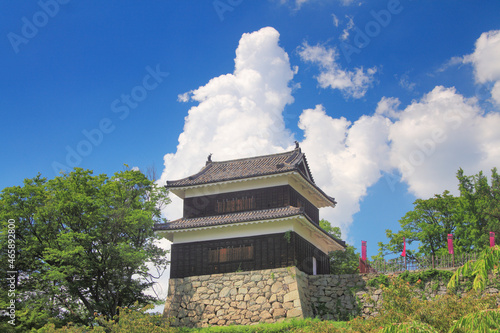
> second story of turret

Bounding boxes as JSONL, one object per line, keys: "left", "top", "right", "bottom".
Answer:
{"left": 165, "top": 146, "right": 336, "bottom": 226}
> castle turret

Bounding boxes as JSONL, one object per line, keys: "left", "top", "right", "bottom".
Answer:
{"left": 155, "top": 148, "right": 345, "bottom": 278}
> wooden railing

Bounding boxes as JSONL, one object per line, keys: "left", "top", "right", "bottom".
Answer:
{"left": 360, "top": 252, "right": 478, "bottom": 274}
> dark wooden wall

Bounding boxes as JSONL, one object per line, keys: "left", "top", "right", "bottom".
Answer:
{"left": 183, "top": 185, "right": 319, "bottom": 224}
{"left": 170, "top": 232, "right": 329, "bottom": 278}
{"left": 294, "top": 232, "right": 330, "bottom": 275}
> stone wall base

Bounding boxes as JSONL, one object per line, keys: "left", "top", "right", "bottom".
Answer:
{"left": 163, "top": 267, "right": 309, "bottom": 327}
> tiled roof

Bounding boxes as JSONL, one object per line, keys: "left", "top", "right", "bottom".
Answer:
{"left": 166, "top": 148, "right": 312, "bottom": 187}
{"left": 153, "top": 206, "right": 346, "bottom": 247}
{"left": 154, "top": 206, "right": 304, "bottom": 230}
{"left": 166, "top": 148, "right": 336, "bottom": 206}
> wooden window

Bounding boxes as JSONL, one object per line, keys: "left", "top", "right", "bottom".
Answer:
{"left": 216, "top": 196, "right": 255, "bottom": 214}
{"left": 208, "top": 245, "right": 254, "bottom": 263}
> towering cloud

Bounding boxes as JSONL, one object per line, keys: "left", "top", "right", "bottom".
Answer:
{"left": 159, "top": 27, "right": 296, "bottom": 219}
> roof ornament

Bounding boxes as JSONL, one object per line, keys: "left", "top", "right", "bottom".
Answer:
{"left": 207, "top": 153, "right": 212, "bottom": 165}
{"left": 295, "top": 141, "right": 300, "bottom": 149}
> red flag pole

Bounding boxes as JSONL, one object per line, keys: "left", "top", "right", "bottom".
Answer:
{"left": 448, "top": 234, "right": 454, "bottom": 267}
{"left": 401, "top": 237, "right": 407, "bottom": 271}
{"left": 490, "top": 232, "right": 495, "bottom": 248}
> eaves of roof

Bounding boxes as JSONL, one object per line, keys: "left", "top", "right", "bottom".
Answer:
{"left": 153, "top": 206, "right": 346, "bottom": 249}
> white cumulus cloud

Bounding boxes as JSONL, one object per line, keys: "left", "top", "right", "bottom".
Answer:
{"left": 159, "top": 27, "right": 295, "bottom": 219}
{"left": 375, "top": 96, "right": 401, "bottom": 119}
{"left": 463, "top": 30, "right": 500, "bottom": 105}
{"left": 298, "top": 105, "right": 392, "bottom": 233}
{"left": 492, "top": 82, "right": 500, "bottom": 105}
{"left": 298, "top": 42, "right": 377, "bottom": 99}
{"left": 388, "top": 86, "right": 500, "bottom": 198}
{"left": 177, "top": 92, "right": 191, "bottom": 102}
{"left": 464, "top": 30, "right": 500, "bottom": 84}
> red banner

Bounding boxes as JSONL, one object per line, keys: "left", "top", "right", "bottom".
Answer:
{"left": 361, "top": 241, "right": 366, "bottom": 261}
{"left": 401, "top": 237, "right": 406, "bottom": 257}
{"left": 361, "top": 241, "right": 367, "bottom": 261}
{"left": 447, "top": 234, "right": 454, "bottom": 254}
{"left": 491, "top": 232, "right": 495, "bottom": 248}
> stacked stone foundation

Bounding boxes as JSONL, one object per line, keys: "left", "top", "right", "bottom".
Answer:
{"left": 164, "top": 267, "right": 310, "bottom": 327}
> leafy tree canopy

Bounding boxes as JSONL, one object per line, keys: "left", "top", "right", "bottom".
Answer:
{"left": 0, "top": 168, "right": 170, "bottom": 331}
{"left": 320, "top": 219, "right": 359, "bottom": 274}
{"left": 377, "top": 168, "right": 500, "bottom": 259}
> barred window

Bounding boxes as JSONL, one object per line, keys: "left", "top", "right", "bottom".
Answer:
{"left": 208, "top": 245, "right": 254, "bottom": 263}
{"left": 216, "top": 196, "right": 256, "bottom": 214}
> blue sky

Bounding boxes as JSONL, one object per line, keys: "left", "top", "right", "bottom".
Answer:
{"left": 2, "top": 0, "right": 500, "bottom": 260}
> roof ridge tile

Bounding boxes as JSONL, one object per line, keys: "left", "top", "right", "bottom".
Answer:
{"left": 167, "top": 149, "right": 301, "bottom": 187}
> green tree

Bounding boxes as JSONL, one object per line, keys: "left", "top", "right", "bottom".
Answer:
{"left": 456, "top": 168, "right": 500, "bottom": 250}
{"left": 0, "top": 168, "right": 170, "bottom": 331}
{"left": 378, "top": 168, "right": 500, "bottom": 259}
{"left": 377, "top": 191, "right": 460, "bottom": 258}
{"left": 320, "top": 219, "right": 359, "bottom": 274}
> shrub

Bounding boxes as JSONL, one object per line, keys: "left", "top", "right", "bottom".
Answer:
{"left": 366, "top": 274, "right": 390, "bottom": 288}
{"left": 379, "top": 321, "right": 439, "bottom": 333}
{"left": 349, "top": 274, "right": 498, "bottom": 333}
{"left": 36, "top": 304, "right": 173, "bottom": 333}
